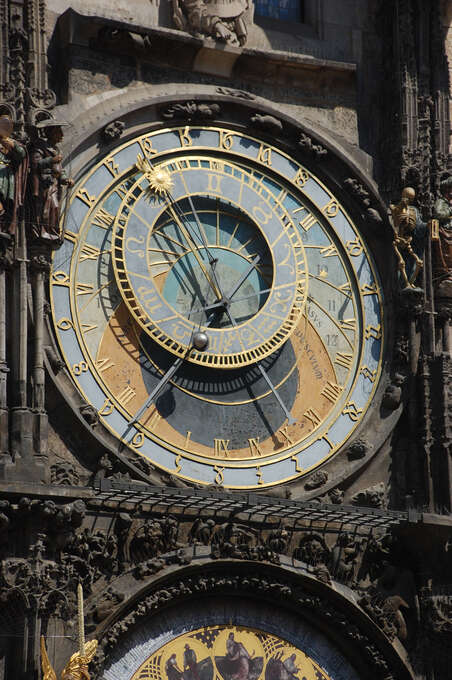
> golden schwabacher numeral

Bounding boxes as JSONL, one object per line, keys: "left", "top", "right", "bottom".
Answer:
{"left": 219, "top": 130, "right": 234, "bottom": 150}
{"left": 322, "top": 198, "right": 339, "bottom": 218}
{"left": 179, "top": 127, "right": 193, "bottom": 147}
{"left": 342, "top": 401, "right": 363, "bottom": 421}
{"left": 103, "top": 157, "right": 119, "bottom": 176}
{"left": 364, "top": 324, "right": 382, "bottom": 340}
{"left": 131, "top": 432, "right": 144, "bottom": 448}
{"left": 293, "top": 168, "right": 309, "bottom": 187}
{"left": 360, "top": 366, "right": 377, "bottom": 382}
{"left": 257, "top": 144, "right": 272, "bottom": 166}
{"left": 76, "top": 188, "right": 96, "bottom": 207}
{"left": 138, "top": 137, "right": 158, "bottom": 157}
{"left": 346, "top": 238, "right": 363, "bottom": 256}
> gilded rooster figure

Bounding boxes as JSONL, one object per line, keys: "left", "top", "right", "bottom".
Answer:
{"left": 41, "top": 636, "right": 98, "bottom": 680}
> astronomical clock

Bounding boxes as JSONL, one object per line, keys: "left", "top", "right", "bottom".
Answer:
{"left": 50, "top": 124, "right": 384, "bottom": 489}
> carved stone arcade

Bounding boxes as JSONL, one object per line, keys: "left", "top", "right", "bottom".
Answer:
{"left": 0, "top": 1, "right": 450, "bottom": 679}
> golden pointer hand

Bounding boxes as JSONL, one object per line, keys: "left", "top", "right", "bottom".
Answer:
{"left": 166, "top": 202, "right": 222, "bottom": 300}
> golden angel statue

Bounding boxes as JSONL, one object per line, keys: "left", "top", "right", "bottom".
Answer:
{"left": 41, "top": 636, "right": 98, "bottom": 680}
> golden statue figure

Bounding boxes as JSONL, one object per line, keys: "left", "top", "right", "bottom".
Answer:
{"left": 390, "top": 187, "right": 426, "bottom": 289}
{"left": 41, "top": 637, "right": 98, "bottom": 680}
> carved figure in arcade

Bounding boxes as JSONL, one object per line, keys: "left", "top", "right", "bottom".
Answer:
{"left": 172, "top": 0, "right": 249, "bottom": 47}
{"left": 390, "top": 187, "right": 427, "bottom": 290}
{"left": 431, "top": 175, "right": 452, "bottom": 296}
{"left": 329, "top": 533, "right": 361, "bottom": 585}
{"left": 0, "top": 114, "right": 27, "bottom": 239}
{"left": 31, "top": 119, "right": 73, "bottom": 243}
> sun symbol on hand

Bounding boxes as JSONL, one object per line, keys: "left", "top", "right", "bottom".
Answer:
{"left": 136, "top": 155, "right": 174, "bottom": 196}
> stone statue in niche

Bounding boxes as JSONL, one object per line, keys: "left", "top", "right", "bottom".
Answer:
{"left": 30, "top": 119, "right": 73, "bottom": 243}
{"left": 431, "top": 175, "right": 452, "bottom": 297}
{"left": 390, "top": 187, "right": 426, "bottom": 290}
{"left": 172, "top": 0, "right": 249, "bottom": 47}
{"left": 0, "top": 114, "right": 27, "bottom": 239}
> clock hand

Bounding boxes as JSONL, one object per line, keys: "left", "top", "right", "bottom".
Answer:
{"left": 192, "top": 282, "right": 273, "bottom": 317}
{"left": 166, "top": 202, "right": 222, "bottom": 299}
{"left": 190, "top": 255, "right": 262, "bottom": 317}
{"left": 256, "top": 364, "right": 296, "bottom": 426}
{"left": 226, "top": 254, "right": 261, "bottom": 301}
{"left": 185, "top": 194, "right": 225, "bottom": 294}
{"left": 128, "top": 355, "right": 184, "bottom": 427}
{"left": 128, "top": 314, "right": 217, "bottom": 427}
{"left": 220, "top": 305, "right": 297, "bottom": 425}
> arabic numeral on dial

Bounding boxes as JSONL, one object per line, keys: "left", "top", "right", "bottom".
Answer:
{"left": 307, "top": 306, "right": 321, "bottom": 328}
{"left": 326, "top": 334, "right": 338, "bottom": 347}
{"left": 328, "top": 299, "right": 336, "bottom": 312}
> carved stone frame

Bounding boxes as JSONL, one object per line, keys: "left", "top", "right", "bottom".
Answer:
{"left": 94, "top": 561, "right": 414, "bottom": 680}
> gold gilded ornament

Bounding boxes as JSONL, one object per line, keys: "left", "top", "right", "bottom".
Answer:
{"left": 136, "top": 154, "right": 174, "bottom": 195}
{"left": 40, "top": 583, "right": 98, "bottom": 680}
{"left": 41, "top": 637, "right": 98, "bottom": 680}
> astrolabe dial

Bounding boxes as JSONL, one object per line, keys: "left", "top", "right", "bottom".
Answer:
{"left": 51, "top": 124, "right": 384, "bottom": 488}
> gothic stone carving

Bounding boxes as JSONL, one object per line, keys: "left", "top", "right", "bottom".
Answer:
{"left": 343, "top": 177, "right": 382, "bottom": 224}
{"left": 298, "top": 132, "right": 327, "bottom": 159}
{"left": 351, "top": 483, "right": 386, "bottom": 509}
{"left": 346, "top": 438, "right": 370, "bottom": 461}
{"left": 304, "top": 470, "right": 328, "bottom": 490}
{"left": 161, "top": 101, "right": 221, "bottom": 121}
{"left": 432, "top": 175, "right": 452, "bottom": 297}
{"left": 172, "top": 0, "right": 249, "bottom": 47}
{"left": 50, "top": 461, "right": 80, "bottom": 486}
{"left": 79, "top": 404, "right": 99, "bottom": 428}
{"left": 382, "top": 374, "right": 405, "bottom": 411}
{"left": 93, "top": 568, "right": 402, "bottom": 680}
{"left": 216, "top": 87, "right": 255, "bottom": 100}
{"left": 101, "top": 120, "right": 125, "bottom": 143}
{"left": 249, "top": 114, "right": 283, "bottom": 134}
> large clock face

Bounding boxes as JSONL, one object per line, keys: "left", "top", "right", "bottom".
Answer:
{"left": 51, "top": 124, "right": 384, "bottom": 488}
